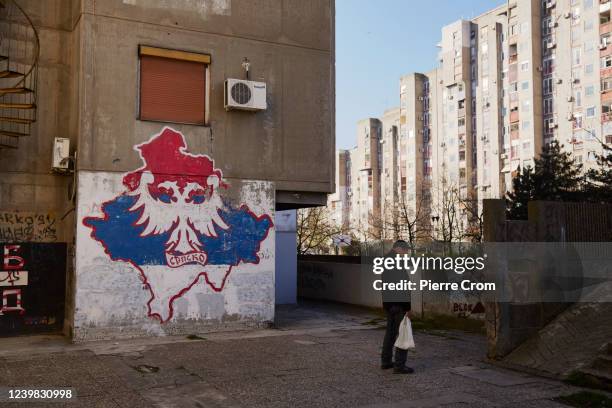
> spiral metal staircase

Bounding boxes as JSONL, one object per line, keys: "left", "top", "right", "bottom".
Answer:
{"left": 0, "top": 0, "right": 38, "bottom": 150}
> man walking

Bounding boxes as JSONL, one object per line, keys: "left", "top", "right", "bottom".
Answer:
{"left": 380, "top": 240, "right": 414, "bottom": 374}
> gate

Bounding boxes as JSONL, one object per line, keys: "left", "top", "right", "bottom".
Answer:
{"left": 0, "top": 243, "right": 66, "bottom": 336}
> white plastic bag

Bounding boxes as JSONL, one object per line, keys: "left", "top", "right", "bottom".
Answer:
{"left": 394, "top": 316, "right": 415, "bottom": 350}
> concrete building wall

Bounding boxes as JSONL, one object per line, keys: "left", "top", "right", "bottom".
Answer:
{"left": 275, "top": 210, "right": 297, "bottom": 305}
{"left": 0, "top": 0, "right": 334, "bottom": 340}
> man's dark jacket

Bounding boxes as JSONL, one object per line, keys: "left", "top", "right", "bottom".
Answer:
{"left": 381, "top": 249, "right": 411, "bottom": 312}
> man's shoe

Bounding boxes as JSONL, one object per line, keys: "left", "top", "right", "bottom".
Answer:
{"left": 381, "top": 362, "right": 394, "bottom": 370}
{"left": 393, "top": 366, "right": 415, "bottom": 374}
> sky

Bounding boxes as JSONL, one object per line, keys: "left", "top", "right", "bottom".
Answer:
{"left": 335, "top": 0, "right": 504, "bottom": 150}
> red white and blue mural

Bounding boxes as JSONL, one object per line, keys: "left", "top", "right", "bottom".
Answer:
{"left": 82, "top": 127, "right": 273, "bottom": 323}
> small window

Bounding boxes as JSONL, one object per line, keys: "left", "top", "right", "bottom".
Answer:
{"left": 139, "top": 46, "right": 210, "bottom": 125}
{"left": 586, "top": 106, "right": 596, "bottom": 118}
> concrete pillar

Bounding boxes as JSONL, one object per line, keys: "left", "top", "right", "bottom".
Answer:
{"left": 275, "top": 210, "right": 297, "bottom": 304}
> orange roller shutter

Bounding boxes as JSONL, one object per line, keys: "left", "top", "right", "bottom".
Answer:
{"left": 140, "top": 55, "right": 206, "bottom": 125}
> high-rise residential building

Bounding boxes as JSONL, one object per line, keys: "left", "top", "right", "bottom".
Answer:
{"left": 332, "top": 0, "right": 609, "bottom": 242}
{"left": 380, "top": 107, "right": 400, "bottom": 238}
{"left": 348, "top": 118, "right": 382, "bottom": 240}
{"left": 328, "top": 150, "right": 351, "bottom": 230}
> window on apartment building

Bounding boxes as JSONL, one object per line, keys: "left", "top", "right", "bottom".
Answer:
{"left": 606, "top": 135, "right": 612, "bottom": 144}
{"left": 601, "top": 55, "right": 612, "bottom": 69}
{"left": 571, "top": 7, "right": 581, "bottom": 24}
{"left": 543, "top": 58, "right": 555, "bottom": 75}
{"left": 511, "top": 145, "right": 519, "bottom": 159}
{"left": 572, "top": 47, "right": 582, "bottom": 66}
{"left": 522, "top": 100, "right": 531, "bottom": 112}
{"left": 510, "top": 82, "right": 518, "bottom": 92}
{"left": 522, "top": 81, "right": 530, "bottom": 90}
{"left": 584, "top": 0, "right": 593, "bottom": 8}
{"left": 572, "top": 27, "right": 583, "bottom": 44}
{"left": 523, "top": 141, "right": 531, "bottom": 153}
{"left": 585, "top": 64, "right": 594, "bottom": 75}
{"left": 543, "top": 78, "right": 553, "bottom": 94}
{"left": 542, "top": 17, "right": 553, "bottom": 36}
{"left": 520, "top": 61, "right": 529, "bottom": 71}
{"left": 584, "top": 20, "right": 594, "bottom": 31}
{"left": 587, "top": 151, "right": 597, "bottom": 162}
{"left": 545, "top": 117, "right": 555, "bottom": 134}
{"left": 575, "top": 89, "right": 582, "bottom": 107}
{"left": 602, "top": 78, "right": 612, "bottom": 91}
{"left": 586, "top": 106, "right": 596, "bottom": 118}
{"left": 544, "top": 97, "right": 554, "bottom": 114}
{"left": 138, "top": 46, "right": 209, "bottom": 125}
{"left": 585, "top": 85, "right": 594, "bottom": 96}
{"left": 522, "top": 120, "right": 531, "bottom": 130}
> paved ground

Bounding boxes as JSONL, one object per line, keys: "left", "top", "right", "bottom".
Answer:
{"left": 0, "top": 301, "right": 595, "bottom": 407}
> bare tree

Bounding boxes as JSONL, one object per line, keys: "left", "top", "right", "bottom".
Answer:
{"left": 296, "top": 207, "right": 342, "bottom": 255}
{"left": 431, "top": 180, "right": 463, "bottom": 243}
{"left": 396, "top": 189, "right": 431, "bottom": 250}
{"left": 458, "top": 192, "right": 484, "bottom": 242}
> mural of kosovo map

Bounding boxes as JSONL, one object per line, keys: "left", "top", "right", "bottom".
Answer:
{"left": 83, "top": 127, "right": 273, "bottom": 323}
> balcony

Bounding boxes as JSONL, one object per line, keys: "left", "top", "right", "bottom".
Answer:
{"left": 509, "top": 54, "right": 518, "bottom": 64}
{"left": 511, "top": 129, "right": 520, "bottom": 140}
{"left": 602, "top": 22, "right": 611, "bottom": 35}
{"left": 602, "top": 67, "right": 612, "bottom": 77}
{"left": 601, "top": 0, "right": 611, "bottom": 14}
{"left": 602, "top": 111, "right": 612, "bottom": 122}
{"left": 510, "top": 110, "right": 520, "bottom": 123}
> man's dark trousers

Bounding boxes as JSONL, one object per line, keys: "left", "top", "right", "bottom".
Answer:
{"left": 381, "top": 305, "right": 408, "bottom": 368}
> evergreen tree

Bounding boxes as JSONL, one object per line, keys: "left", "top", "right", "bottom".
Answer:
{"left": 506, "top": 165, "right": 535, "bottom": 220}
{"left": 506, "top": 141, "right": 584, "bottom": 220}
{"left": 585, "top": 143, "right": 612, "bottom": 202}
{"left": 532, "top": 141, "right": 584, "bottom": 202}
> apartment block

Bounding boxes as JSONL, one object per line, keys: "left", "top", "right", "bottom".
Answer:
{"left": 348, "top": 118, "right": 382, "bottom": 240}
{"left": 328, "top": 149, "right": 351, "bottom": 230}
{"left": 331, "top": 0, "right": 611, "bottom": 244}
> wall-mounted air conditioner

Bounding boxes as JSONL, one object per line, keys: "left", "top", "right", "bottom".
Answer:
{"left": 547, "top": 41, "right": 556, "bottom": 49}
{"left": 555, "top": 78, "right": 563, "bottom": 84}
{"left": 548, "top": 21, "right": 558, "bottom": 28}
{"left": 224, "top": 79, "right": 267, "bottom": 111}
{"left": 566, "top": 113, "right": 574, "bottom": 121}
{"left": 549, "top": 121, "right": 558, "bottom": 129}
{"left": 563, "top": 12, "right": 571, "bottom": 18}
{"left": 500, "top": 153, "right": 508, "bottom": 159}
{"left": 546, "top": 1, "right": 556, "bottom": 8}
{"left": 567, "top": 96, "right": 574, "bottom": 102}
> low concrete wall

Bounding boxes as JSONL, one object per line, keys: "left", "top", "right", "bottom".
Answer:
{"left": 298, "top": 257, "right": 381, "bottom": 309}
{"left": 298, "top": 256, "right": 487, "bottom": 320}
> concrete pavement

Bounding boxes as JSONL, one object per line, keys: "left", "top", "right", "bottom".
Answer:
{"left": 0, "top": 301, "right": 594, "bottom": 407}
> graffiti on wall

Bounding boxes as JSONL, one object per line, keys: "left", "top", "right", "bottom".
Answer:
{"left": 0, "top": 212, "right": 57, "bottom": 242}
{"left": 0, "top": 243, "right": 66, "bottom": 336}
{"left": 83, "top": 127, "right": 273, "bottom": 323}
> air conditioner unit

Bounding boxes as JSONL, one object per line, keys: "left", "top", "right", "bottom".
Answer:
{"left": 500, "top": 153, "right": 508, "bottom": 159}
{"left": 548, "top": 21, "right": 558, "bottom": 28}
{"left": 563, "top": 12, "right": 571, "bottom": 18}
{"left": 567, "top": 96, "right": 574, "bottom": 102}
{"left": 536, "top": 66, "right": 543, "bottom": 72}
{"left": 572, "top": 78, "right": 580, "bottom": 84}
{"left": 449, "top": 95, "right": 454, "bottom": 100}
{"left": 566, "top": 113, "right": 574, "bottom": 121}
{"left": 418, "top": 96, "right": 424, "bottom": 101}
{"left": 555, "top": 78, "right": 563, "bottom": 84}
{"left": 547, "top": 41, "right": 556, "bottom": 49}
{"left": 546, "top": 1, "right": 555, "bottom": 8}
{"left": 224, "top": 79, "right": 267, "bottom": 111}
{"left": 549, "top": 121, "right": 558, "bottom": 129}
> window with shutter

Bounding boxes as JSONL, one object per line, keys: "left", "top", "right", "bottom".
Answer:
{"left": 139, "top": 46, "right": 210, "bottom": 125}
